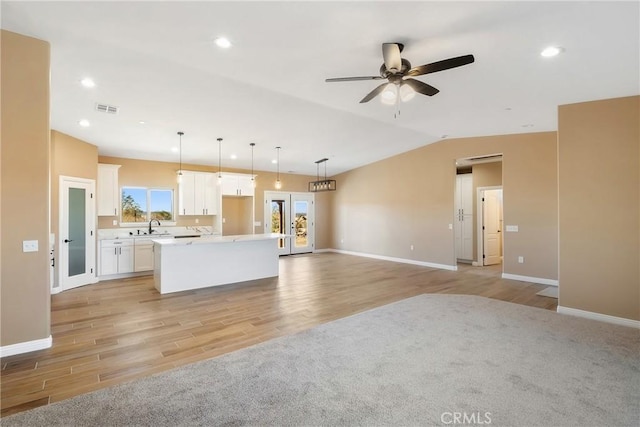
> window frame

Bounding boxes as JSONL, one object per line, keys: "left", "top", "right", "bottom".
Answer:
{"left": 120, "top": 186, "right": 176, "bottom": 227}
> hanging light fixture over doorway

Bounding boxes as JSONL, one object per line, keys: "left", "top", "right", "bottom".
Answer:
{"left": 274, "top": 146, "right": 282, "bottom": 189}
{"left": 250, "top": 142, "right": 256, "bottom": 188}
{"left": 177, "top": 131, "right": 184, "bottom": 183}
{"left": 217, "top": 137, "right": 223, "bottom": 185}
{"left": 309, "top": 158, "right": 336, "bottom": 192}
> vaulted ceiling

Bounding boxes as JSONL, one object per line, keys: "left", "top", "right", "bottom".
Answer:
{"left": 2, "top": 1, "right": 638, "bottom": 176}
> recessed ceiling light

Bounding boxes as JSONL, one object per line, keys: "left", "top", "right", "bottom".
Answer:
{"left": 138, "top": 121, "right": 146, "bottom": 125}
{"left": 78, "top": 119, "right": 90, "bottom": 127}
{"left": 171, "top": 147, "right": 179, "bottom": 153}
{"left": 541, "top": 46, "right": 563, "bottom": 57}
{"left": 80, "top": 78, "right": 95, "bottom": 88}
{"left": 271, "top": 159, "right": 278, "bottom": 164}
{"left": 215, "top": 37, "right": 232, "bottom": 49}
{"left": 230, "top": 154, "right": 237, "bottom": 160}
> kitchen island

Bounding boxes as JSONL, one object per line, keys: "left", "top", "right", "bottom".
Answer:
{"left": 152, "top": 233, "right": 286, "bottom": 294}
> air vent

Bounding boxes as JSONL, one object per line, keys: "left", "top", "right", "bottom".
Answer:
{"left": 95, "top": 103, "right": 119, "bottom": 114}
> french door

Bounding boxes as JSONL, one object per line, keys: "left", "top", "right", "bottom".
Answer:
{"left": 264, "top": 192, "right": 314, "bottom": 255}
{"left": 59, "top": 176, "right": 97, "bottom": 290}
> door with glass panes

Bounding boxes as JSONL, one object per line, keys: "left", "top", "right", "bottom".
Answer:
{"left": 264, "top": 192, "right": 314, "bottom": 255}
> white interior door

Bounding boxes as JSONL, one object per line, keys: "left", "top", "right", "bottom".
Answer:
{"left": 264, "top": 191, "right": 314, "bottom": 255}
{"left": 482, "top": 189, "right": 503, "bottom": 265}
{"left": 60, "top": 176, "right": 97, "bottom": 290}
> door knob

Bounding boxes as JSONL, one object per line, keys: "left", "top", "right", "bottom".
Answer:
{"left": 64, "top": 239, "right": 73, "bottom": 243}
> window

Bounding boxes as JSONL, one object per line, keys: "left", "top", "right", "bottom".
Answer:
{"left": 121, "top": 187, "right": 174, "bottom": 223}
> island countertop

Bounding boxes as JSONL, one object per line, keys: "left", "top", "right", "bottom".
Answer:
{"left": 151, "top": 233, "right": 288, "bottom": 246}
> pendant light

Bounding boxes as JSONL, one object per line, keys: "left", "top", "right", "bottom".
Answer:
{"left": 249, "top": 142, "right": 256, "bottom": 188}
{"left": 309, "top": 158, "right": 336, "bottom": 192}
{"left": 217, "top": 137, "right": 223, "bottom": 185}
{"left": 274, "top": 146, "right": 282, "bottom": 189}
{"left": 177, "top": 131, "right": 184, "bottom": 183}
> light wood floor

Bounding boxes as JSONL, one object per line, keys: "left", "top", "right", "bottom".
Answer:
{"left": 1, "top": 253, "right": 557, "bottom": 417}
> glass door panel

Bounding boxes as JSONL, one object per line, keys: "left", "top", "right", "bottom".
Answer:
{"left": 270, "top": 199, "right": 286, "bottom": 249}
{"left": 293, "top": 200, "right": 308, "bottom": 248}
{"left": 68, "top": 187, "right": 86, "bottom": 277}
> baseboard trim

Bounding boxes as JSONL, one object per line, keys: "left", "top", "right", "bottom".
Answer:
{"left": 0, "top": 335, "right": 52, "bottom": 357}
{"left": 317, "top": 248, "right": 457, "bottom": 271}
{"left": 557, "top": 306, "right": 640, "bottom": 329}
{"left": 502, "top": 273, "right": 558, "bottom": 286}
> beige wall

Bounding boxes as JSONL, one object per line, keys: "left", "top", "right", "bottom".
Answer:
{"left": 558, "top": 96, "right": 639, "bottom": 321}
{"left": 51, "top": 131, "right": 99, "bottom": 271}
{"left": 332, "top": 132, "right": 558, "bottom": 280}
{"left": 98, "top": 156, "right": 331, "bottom": 248}
{"left": 0, "top": 31, "right": 51, "bottom": 347}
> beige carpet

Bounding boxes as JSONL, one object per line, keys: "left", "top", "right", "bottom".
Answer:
{"left": 3, "top": 295, "right": 638, "bottom": 426}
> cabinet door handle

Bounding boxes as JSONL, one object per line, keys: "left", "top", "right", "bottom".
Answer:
{"left": 114, "top": 248, "right": 117, "bottom": 255}
{"left": 114, "top": 208, "right": 117, "bottom": 215}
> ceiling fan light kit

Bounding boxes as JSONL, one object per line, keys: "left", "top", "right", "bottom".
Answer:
{"left": 326, "top": 42, "right": 474, "bottom": 104}
{"left": 309, "top": 158, "right": 336, "bottom": 192}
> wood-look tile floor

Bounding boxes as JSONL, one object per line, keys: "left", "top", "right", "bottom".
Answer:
{"left": 1, "top": 253, "right": 557, "bottom": 417}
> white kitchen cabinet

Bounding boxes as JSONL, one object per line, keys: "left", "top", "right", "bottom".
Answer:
{"left": 100, "top": 239, "right": 134, "bottom": 276}
{"left": 221, "top": 173, "right": 255, "bottom": 197}
{"left": 97, "top": 164, "right": 121, "bottom": 216}
{"left": 179, "top": 171, "right": 218, "bottom": 215}
{"left": 455, "top": 173, "right": 474, "bottom": 261}
{"left": 134, "top": 239, "right": 154, "bottom": 272}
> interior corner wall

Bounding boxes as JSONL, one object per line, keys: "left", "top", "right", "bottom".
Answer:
{"left": 0, "top": 30, "right": 51, "bottom": 347}
{"left": 331, "top": 132, "right": 558, "bottom": 280}
{"left": 558, "top": 96, "right": 640, "bottom": 321}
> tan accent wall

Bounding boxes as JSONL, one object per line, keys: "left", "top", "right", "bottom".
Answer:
{"left": 471, "top": 161, "right": 503, "bottom": 260}
{"left": 332, "top": 132, "right": 558, "bottom": 280}
{"left": 0, "top": 30, "right": 51, "bottom": 347}
{"left": 221, "top": 197, "right": 253, "bottom": 236}
{"left": 558, "top": 96, "right": 639, "bottom": 321}
{"left": 51, "top": 131, "right": 99, "bottom": 279}
{"left": 98, "top": 156, "right": 331, "bottom": 249}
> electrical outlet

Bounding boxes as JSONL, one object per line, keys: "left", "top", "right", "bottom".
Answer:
{"left": 195, "top": 218, "right": 199, "bottom": 224}
{"left": 112, "top": 219, "right": 118, "bottom": 226}
{"left": 23, "top": 240, "right": 39, "bottom": 252}
{"left": 518, "top": 256, "right": 524, "bottom": 264}
{"left": 448, "top": 224, "right": 453, "bottom": 230}
{"left": 410, "top": 245, "right": 414, "bottom": 251}
{"left": 222, "top": 218, "right": 226, "bottom": 223}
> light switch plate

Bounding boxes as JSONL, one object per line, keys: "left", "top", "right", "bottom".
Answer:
{"left": 23, "top": 240, "right": 39, "bottom": 252}
{"left": 254, "top": 221, "right": 261, "bottom": 227}
{"left": 506, "top": 225, "right": 519, "bottom": 232}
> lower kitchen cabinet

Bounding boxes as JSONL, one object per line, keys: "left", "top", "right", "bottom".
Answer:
{"left": 100, "top": 239, "right": 134, "bottom": 275}
{"left": 134, "top": 239, "right": 154, "bottom": 272}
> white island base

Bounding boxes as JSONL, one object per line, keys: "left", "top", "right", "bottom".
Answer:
{"left": 153, "top": 234, "right": 285, "bottom": 294}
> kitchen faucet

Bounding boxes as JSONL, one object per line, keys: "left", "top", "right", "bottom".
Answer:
{"left": 149, "top": 219, "right": 161, "bottom": 234}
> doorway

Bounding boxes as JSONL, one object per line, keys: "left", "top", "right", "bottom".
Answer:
{"left": 59, "top": 176, "right": 97, "bottom": 290}
{"left": 264, "top": 191, "right": 315, "bottom": 255}
{"left": 478, "top": 187, "right": 503, "bottom": 266}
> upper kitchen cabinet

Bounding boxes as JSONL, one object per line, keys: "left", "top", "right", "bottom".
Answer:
{"left": 221, "top": 173, "right": 255, "bottom": 197}
{"left": 179, "top": 170, "right": 218, "bottom": 215}
{"left": 97, "top": 164, "right": 121, "bottom": 216}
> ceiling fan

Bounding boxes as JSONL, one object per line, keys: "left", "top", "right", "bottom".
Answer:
{"left": 325, "top": 43, "right": 475, "bottom": 104}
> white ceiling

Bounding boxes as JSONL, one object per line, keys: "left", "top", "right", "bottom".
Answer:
{"left": 2, "top": 1, "right": 638, "bottom": 176}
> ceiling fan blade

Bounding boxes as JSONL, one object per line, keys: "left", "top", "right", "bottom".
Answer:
{"left": 407, "top": 54, "right": 475, "bottom": 77}
{"left": 382, "top": 43, "right": 402, "bottom": 72}
{"left": 325, "top": 76, "right": 385, "bottom": 82}
{"left": 359, "top": 82, "right": 390, "bottom": 103}
{"left": 403, "top": 78, "right": 439, "bottom": 96}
